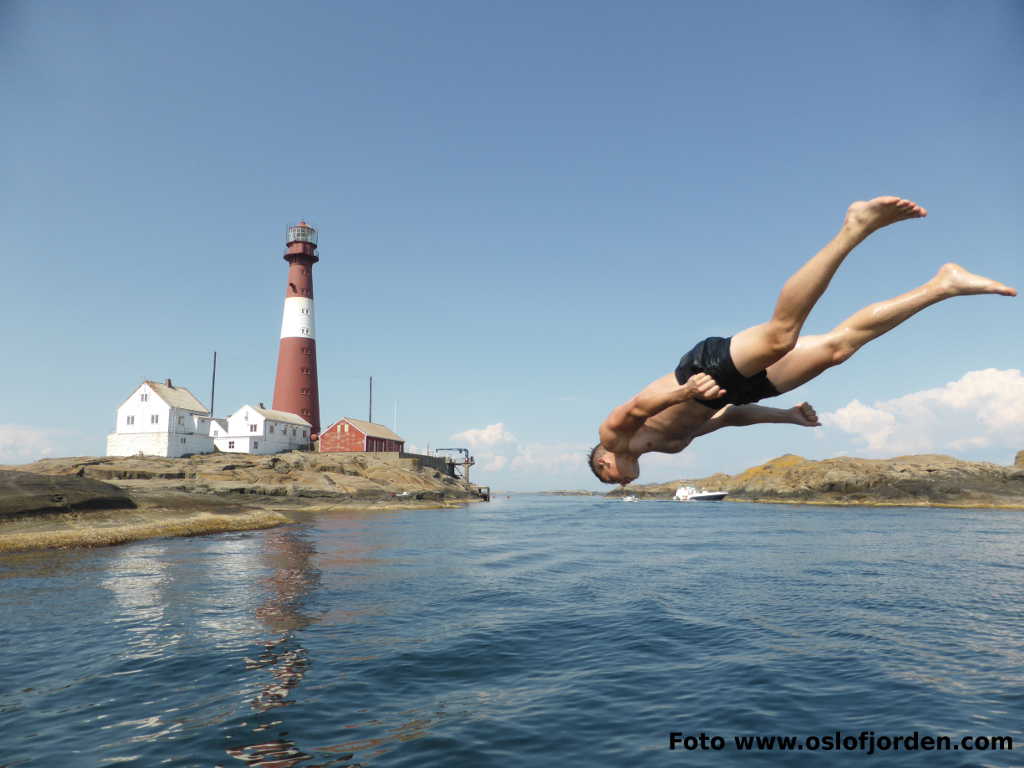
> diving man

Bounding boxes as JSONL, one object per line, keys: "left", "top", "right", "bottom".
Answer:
{"left": 591, "top": 196, "right": 1016, "bottom": 486}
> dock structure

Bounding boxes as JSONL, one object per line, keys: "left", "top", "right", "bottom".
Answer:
{"left": 434, "top": 448, "right": 475, "bottom": 483}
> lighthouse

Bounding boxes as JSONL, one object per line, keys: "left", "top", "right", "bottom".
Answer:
{"left": 272, "top": 221, "right": 321, "bottom": 436}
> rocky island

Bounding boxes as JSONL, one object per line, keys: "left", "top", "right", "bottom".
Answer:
{"left": 0, "top": 452, "right": 484, "bottom": 552}
{"left": 611, "top": 451, "right": 1024, "bottom": 509}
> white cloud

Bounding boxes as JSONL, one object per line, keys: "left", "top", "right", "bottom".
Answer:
{"left": 450, "top": 422, "right": 517, "bottom": 447}
{"left": 484, "top": 455, "right": 508, "bottom": 471}
{"left": 824, "top": 400, "right": 898, "bottom": 452}
{"left": 948, "top": 436, "right": 990, "bottom": 451}
{"left": 0, "top": 424, "right": 63, "bottom": 464}
{"left": 508, "top": 442, "right": 586, "bottom": 473}
{"left": 450, "top": 423, "right": 588, "bottom": 480}
{"left": 821, "top": 369, "right": 1024, "bottom": 457}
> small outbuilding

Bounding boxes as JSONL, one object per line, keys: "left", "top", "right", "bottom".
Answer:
{"left": 319, "top": 417, "right": 405, "bottom": 453}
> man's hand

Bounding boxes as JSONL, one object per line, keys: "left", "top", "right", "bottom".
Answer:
{"left": 684, "top": 372, "right": 726, "bottom": 401}
{"left": 789, "top": 402, "right": 820, "bottom": 427}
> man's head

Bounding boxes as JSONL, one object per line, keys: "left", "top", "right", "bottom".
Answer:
{"left": 588, "top": 444, "right": 640, "bottom": 486}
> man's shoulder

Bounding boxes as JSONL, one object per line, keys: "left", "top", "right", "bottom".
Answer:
{"left": 598, "top": 416, "right": 622, "bottom": 448}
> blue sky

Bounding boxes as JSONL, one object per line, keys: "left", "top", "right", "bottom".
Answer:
{"left": 2, "top": 1, "right": 1021, "bottom": 490}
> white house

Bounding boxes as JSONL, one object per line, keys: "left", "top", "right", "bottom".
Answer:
{"left": 107, "top": 379, "right": 214, "bottom": 458}
{"left": 213, "top": 404, "right": 311, "bottom": 455}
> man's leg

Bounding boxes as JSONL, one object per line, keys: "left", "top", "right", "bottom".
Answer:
{"left": 765, "top": 263, "right": 1016, "bottom": 394}
{"left": 729, "top": 196, "right": 927, "bottom": 377}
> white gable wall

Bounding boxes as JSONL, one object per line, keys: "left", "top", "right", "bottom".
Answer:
{"left": 115, "top": 382, "right": 172, "bottom": 434}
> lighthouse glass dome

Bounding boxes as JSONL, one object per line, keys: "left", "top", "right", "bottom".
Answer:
{"left": 287, "top": 223, "right": 317, "bottom": 245}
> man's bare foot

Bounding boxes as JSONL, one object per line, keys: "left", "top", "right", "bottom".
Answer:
{"left": 844, "top": 196, "right": 927, "bottom": 236}
{"left": 936, "top": 262, "right": 1017, "bottom": 297}
{"left": 790, "top": 402, "right": 820, "bottom": 427}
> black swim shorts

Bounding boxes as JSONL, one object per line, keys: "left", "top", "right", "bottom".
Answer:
{"left": 674, "top": 336, "right": 780, "bottom": 408}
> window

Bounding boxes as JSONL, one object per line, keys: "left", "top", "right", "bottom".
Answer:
{"left": 250, "top": 424, "right": 257, "bottom": 433}
{"left": 177, "top": 415, "right": 184, "bottom": 425}
{"left": 140, "top": 393, "right": 148, "bottom": 402}
{"left": 253, "top": 440, "right": 259, "bottom": 449}
{"left": 301, "top": 367, "right": 311, "bottom": 375}
{"left": 228, "top": 440, "right": 235, "bottom": 449}
{"left": 126, "top": 415, "right": 135, "bottom": 425}
{"left": 268, "top": 425, "right": 275, "bottom": 434}
{"left": 180, "top": 438, "right": 186, "bottom": 444}
{"left": 302, "top": 430, "right": 307, "bottom": 438}
{"left": 303, "top": 347, "right": 312, "bottom": 357}
{"left": 151, "top": 414, "right": 159, "bottom": 425}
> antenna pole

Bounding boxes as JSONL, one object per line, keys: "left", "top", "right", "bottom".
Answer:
{"left": 369, "top": 376, "right": 373, "bottom": 422}
{"left": 210, "top": 351, "right": 217, "bottom": 416}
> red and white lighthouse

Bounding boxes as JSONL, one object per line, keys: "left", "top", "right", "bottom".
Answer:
{"left": 272, "top": 221, "right": 321, "bottom": 436}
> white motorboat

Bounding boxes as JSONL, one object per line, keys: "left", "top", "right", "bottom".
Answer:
{"left": 621, "top": 495, "right": 639, "bottom": 502}
{"left": 674, "top": 485, "right": 728, "bottom": 502}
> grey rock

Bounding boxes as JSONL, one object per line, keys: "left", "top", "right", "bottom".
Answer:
{"left": 0, "top": 470, "right": 135, "bottom": 518}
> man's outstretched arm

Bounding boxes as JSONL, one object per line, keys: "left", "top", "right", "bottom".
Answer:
{"left": 693, "top": 402, "right": 820, "bottom": 436}
{"left": 599, "top": 373, "right": 725, "bottom": 450}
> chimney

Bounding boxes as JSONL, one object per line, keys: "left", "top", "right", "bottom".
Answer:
{"left": 259, "top": 402, "right": 265, "bottom": 409}
{"left": 165, "top": 378, "right": 173, "bottom": 388}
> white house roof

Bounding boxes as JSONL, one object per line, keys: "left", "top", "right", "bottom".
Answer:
{"left": 211, "top": 418, "right": 228, "bottom": 431}
{"left": 146, "top": 381, "right": 209, "bottom": 413}
{"left": 248, "top": 406, "right": 311, "bottom": 427}
{"left": 117, "top": 380, "right": 209, "bottom": 413}
{"left": 341, "top": 417, "right": 404, "bottom": 442}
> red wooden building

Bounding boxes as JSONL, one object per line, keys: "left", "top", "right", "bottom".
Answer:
{"left": 319, "top": 417, "right": 405, "bottom": 453}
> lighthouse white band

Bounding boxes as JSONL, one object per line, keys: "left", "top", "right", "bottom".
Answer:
{"left": 280, "top": 297, "right": 316, "bottom": 339}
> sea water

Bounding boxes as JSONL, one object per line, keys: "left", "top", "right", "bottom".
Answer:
{"left": 1, "top": 496, "right": 1022, "bottom": 767}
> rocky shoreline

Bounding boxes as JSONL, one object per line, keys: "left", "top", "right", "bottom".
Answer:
{"left": 0, "top": 452, "right": 484, "bottom": 552}
{"left": 610, "top": 451, "right": 1024, "bottom": 509}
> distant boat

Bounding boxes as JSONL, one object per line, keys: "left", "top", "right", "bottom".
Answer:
{"left": 674, "top": 485, "right": 728, "bottom": 502}
{"left": 622, "top": 495, "right": 639, "bottom": 502}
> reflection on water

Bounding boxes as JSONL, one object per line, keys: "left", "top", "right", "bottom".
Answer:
{"left": 232, "top": 528, "right": 324, "bottom": 767}
{"left": 2, "top": 499, "right": 1024, "bottom": 767}
{"left": 101, "top": 542, "right": 173, "bottom": 662}
{"left": 256, "top": 528, "right": 321, "bottom": 635}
